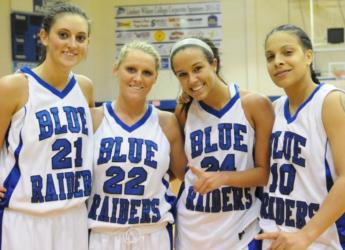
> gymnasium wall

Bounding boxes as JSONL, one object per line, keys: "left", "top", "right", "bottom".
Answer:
{"left": 1, "top": 0, "right": 344, "bottom": 102}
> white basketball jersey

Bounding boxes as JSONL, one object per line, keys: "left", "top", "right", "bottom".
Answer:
{"left": 88, "top": 102, "right": 175, "bottom": 231}
{"left": 260, "top": 83, "right": 345, "bottom": 249}
{"left": 0, "top": 66, "right": 93, "bottom": 213}
{"left": 176, "top": 83, "right": 261, "bottom": 250}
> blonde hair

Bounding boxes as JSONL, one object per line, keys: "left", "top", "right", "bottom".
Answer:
{"left": 117, "top": 41, "right": 161, "bottom": 71}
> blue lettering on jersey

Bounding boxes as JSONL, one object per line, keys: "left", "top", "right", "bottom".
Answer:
{"left": 97, "top": 137, "right": 158, "bottom": 169}
{"left": 190, "top": 123, "right": 248, "bottom": 159}
{"left": 36, "top": 106, "right": 89, "bottom": 141}
{"left": 260, "top": 192, "right": 319, "bottom": 229}
{"left": 88, "top": 194, "right": 161, "bottom": 225}
{"left": 185, "top": 186, "right": 253, "bottom": 213}
{"left": 30, "top": 169, "right": 92, "bottom": 203}
{"left": 261, "top": 130, "right": 317, "bottom": 229}
{"left": 271, "top": 131, "right": 306, "bottom": 167}
{"left": 103, "top": 166, "right": 147, "bottom": 196}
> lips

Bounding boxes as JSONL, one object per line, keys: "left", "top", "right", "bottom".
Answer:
{"left": 63, "top": 50, "right": 77, "bottom": 57}
{"left": 129, "top": 84, "right": 143, "bottom": 90}
{"left": 274, "top": 69, "right": 291, "bottom": 77}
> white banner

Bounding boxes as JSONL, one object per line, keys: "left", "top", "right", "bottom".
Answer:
{"left": 115, "top": 2, "right": 222, "bottom": 69}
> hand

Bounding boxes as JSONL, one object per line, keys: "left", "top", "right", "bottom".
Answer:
{"left": 256, "top": 230, "right": 312, "bottom": 250}
{"left": 177, "top": 91, "right": 191, "bottom": 104}
{"left": 190, "top": 166, "right": 224, "bottom": 195}
{"left": 0, "top": 186, "right": 7, "bottom": 199}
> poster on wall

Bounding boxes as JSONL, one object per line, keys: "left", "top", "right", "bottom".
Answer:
{"left": 33, "top": 0, "right": 70, "bottom": 13}
{"left": 115, "top": 2, "right": 222, "bottom": 69}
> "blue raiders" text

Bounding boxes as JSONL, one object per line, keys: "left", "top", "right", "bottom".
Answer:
{"left": 35, "top": 106, "right": 89, "bottom": 140}
{"left": 97, "top": 137, "right": 158, "bottom": 169}
{"left": 190, "top": 123, "right": 248, "bottom": 159}
{"left": 31, "top": 170, "right": 92, "bottom": 203}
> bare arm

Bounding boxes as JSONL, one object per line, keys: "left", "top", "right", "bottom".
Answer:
{"left": 90, "top": 106, "right": 104, "bottom": 133}
{"left": 301, "top": 91, "right": 345, "bottom": 243}
{"left": 192, "top": 93, "right": 274, "bottom": 194}
{"left": 0, "top": 74, "right": 28, "bottom": 195}
{"left": 174, "top": 103, "right": 187, "bottom": 131}
{"left": 0, "top": 74, "right": 28, "bottom": 148}
{"left": 159, "top": 110, "right": 187, "bottom": 181}
{"left": 76, "top": 74, "right": 95, "bottom": 108}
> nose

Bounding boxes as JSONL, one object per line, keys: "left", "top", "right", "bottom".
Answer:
{"left": 188, "top": 73, "right": 198, "bottom": 84}
{"left": 133, "top": 72, "right": 143, "bottom": 82}
{"left": 274, "top": 54, "right": 284, "bottom": 66}
{"left": 68, "top": 37, "right": 77, "bottom": 48}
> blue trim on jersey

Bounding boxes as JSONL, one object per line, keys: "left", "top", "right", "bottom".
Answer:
{"left": 284, "top": 83, "right": 324, "bottom": 124}
{"left": 166, "top": 223, "right": 173, "bottom": 250}
{"left": 199, "top": 84, "right": 240, "bottom": 118}
{"left": 162, "top": 178, "right": 177, "bottom": 218}
{"left": 177, "top": 167, "right": 189, "bottom": 201}
{"left": 324, "top": 146, "right": 334, "bottom": 192}
{"left": 20, "top": 66, "right": 76, "bottom": 99}
{"left": 162, "top": 178, "right": 169, "bottom": 189}
{"left": 0, "top": 131, "right": 24, "bottom": 250}
{"left": 335, "top": 214, "right": 345, "bottom": 249}
{"left": 324, "top": 142, "right": 345, "bottom": 248}
{"left": 4, "top": 124, "right": 10, "bottom": 149}
{"left": 177, "top": 181, "right": 185, "bottom": 201}
{"left": 248, "top": 238, "right": 262, "bottom": 250}
{"left": 106, "top": 102, "right": 153, "bottom": 132}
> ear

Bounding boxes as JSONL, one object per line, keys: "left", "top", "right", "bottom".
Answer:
{"left": 39, "top": 29, "right": 49, "bottom": 47}
{"left": 305, "top": 49, "right": 314, "bottom": 66}
{"left": 112, "top": 63, "right": 118, "bottom": 75}
{"left": 211, "top": 58, "right": 218, "bottom": 72}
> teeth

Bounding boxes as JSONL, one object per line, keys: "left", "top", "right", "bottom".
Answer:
{"left": 192, "top": 85, "right": 203, "bottom": 91}
{"left": 63, "top": 51, "right": 76, "bottom": 56}
{"left": 129, "top": 85, "right": 143, "bottom": 90}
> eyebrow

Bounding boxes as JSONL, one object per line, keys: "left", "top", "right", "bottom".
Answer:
{"left": 57, "top": 28, "right": 88, "bottom": 35}
{"left": 266, "top": 44, "right": 295, "bottom": 53}
{"left": 177, "top": 61, "right": 203, "bottom": 71}
{"left": 192, "top": 62, "right": 203, "bottom": 67}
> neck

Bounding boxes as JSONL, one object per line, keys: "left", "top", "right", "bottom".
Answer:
{"left": 114, "top": 97, "right": 148, "bottom": 124}
{"left": 33, "top": 61, "right": 71, "bottom": 88}
{"left": 202, "top": 79, "right": 230, "bottom": 110}
{"left": 285, "top": 79, "right": 318, "bottom": 111}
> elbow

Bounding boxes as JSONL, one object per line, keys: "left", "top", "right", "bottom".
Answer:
{"left": 257, "top": 167, "right": 270, "bottom": 187}
{"left": 259, "top": 176, "right": 269, "bottom": 187}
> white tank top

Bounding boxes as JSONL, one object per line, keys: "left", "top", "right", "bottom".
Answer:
{"left": 260, "top": 83, "right": 345, "bottom": 249}
{"left": 88, "top": 102, "right": 175, "bottom": 230}
{"left": 0, "top": 66, "right": 93, "bottom": 214}
{"left": 176, "top": 83, "right": 260, "bottom": 249}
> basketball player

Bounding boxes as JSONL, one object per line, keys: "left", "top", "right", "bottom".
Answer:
{"left": 170, "top": 37, "right": 274, "bottom": 249}
{"left": 0, "top": 4, "right": 93, "bottom": 249}
{"left": 256, "top": 24, "right": 345, "bottom": 249}
{"left": 87, "top": 40, "right": 187, "bottom": 250}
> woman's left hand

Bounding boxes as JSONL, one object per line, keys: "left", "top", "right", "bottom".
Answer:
{"left": 256, "top": 230, "right": 312, "bottom": 250}
{"left": 190, "top": 166, "right": 225, "bottom": 195}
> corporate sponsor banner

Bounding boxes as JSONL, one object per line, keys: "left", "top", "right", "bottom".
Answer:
{"left": 115, "top": 2, "right": 222, "bottom": 69}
